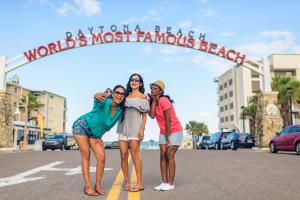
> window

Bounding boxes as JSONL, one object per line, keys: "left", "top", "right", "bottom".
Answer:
{"left": 50, "top": 95, "right": 54, "bottom": 99}
{"left": 14, "top": 102, "right": 17, "bottom": 107}
{"left": 220, "top": 96, "right": 223, "bottom": 102}
{"left": 220, "top": 107, "right": 224, "bottom": 112}
{"left": 225, "top": 116, "right": 228, "bottom": 122}
{"left": 230, "top": 115, "right": 234, "bottom": 121}
{"left": 229, "top": 91, "right": 233, "bottom": 97}
{"left": 14, "top": 87, "right": 17, "bottom": 93}
{"left": 219, "top": 85, "right": 223, "bottom": 91}
{"left": 224, "top": 82, "right": 227, "bottom": 88}
{"left": 28, "top": 130, "right": 36, "bottom": 144}
{"left": 225, "top": 105, "right": 228, "bottom": 111}
{"left": 229, "top": 79, "right": 233, "bottom": 85}
{"left": 221, "top": 117, "right": 224, "bottom": 123}
{"left": 17, "top": 130, "right": 24, "bottom": 145}
{"left": 224, "top": 94, "right": 228, "bottom": 99}
{"left": 230, "top": 103, "right": 234, "bottom": 109}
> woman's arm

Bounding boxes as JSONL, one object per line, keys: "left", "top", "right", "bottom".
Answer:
{"left": 164, "top": 109, "right": 171, "bottom": 143}
{"left": 139, "top": 112, "right": 147, "bottom": 141}
{"left": 148, "top": 100, "right": 156, "bottom": 119}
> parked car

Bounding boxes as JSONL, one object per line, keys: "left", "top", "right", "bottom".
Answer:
{"left": 42, "top": 134, "right": 65, "bottom": 151}
{"left": 221, "top": 132, "right": 256, "bottom": 150}
{"left": 206, "top": 131, "right": 232, "bottom": 150}
{"left": 269, "top": 125, "right": 300, "bottom": 155}
{"left": 64, "top": 135, "right": 77, "bottom": 150}
{"left": 220, "top": 132, "right": 239, "bottom": 150}
{"left": 104, "top": 141, "right": 120, "bottom": 149}
{"left": 196, "top": 135, "right": 210, "bottom": 149}
{"left": 237, "top": 133, "right": 255, "bottom": 148}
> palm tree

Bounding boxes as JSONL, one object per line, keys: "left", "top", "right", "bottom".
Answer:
{"left": 242, "top": 91, "right": 260, "bottom": 136}
{"left": 185, "top": 121, "right": 209, "bottom": 149}
{"left": 19, "top": 92, "right": 43, "bottom": 149}
{"left": 272, "top": 76, "right": 300, "bottom": 127}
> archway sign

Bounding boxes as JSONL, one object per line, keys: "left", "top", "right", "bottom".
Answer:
{"left": 0, "top": 24, "right": 271, "bottom": 92}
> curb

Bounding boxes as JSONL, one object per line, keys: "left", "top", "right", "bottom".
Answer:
{"left": 252, "top": 147, "right": 270, "bottom": 152}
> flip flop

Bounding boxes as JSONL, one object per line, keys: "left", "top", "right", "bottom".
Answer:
{"left": 94, "top": 186, "right": 107, "bottom": 195}
{"left": 123, "top": 185, "right": 131, "bottom": 191}
{"left": 129, "top": 186, "right": 145, "bottom": 192}
{"left": 84, "top": 186, "right": 99, "bottom": 196}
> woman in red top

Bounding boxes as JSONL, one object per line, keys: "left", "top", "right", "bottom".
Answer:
{"left": 148, "top": 80, "right": 183, "bottom": 191}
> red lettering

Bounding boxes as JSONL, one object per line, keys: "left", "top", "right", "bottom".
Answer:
{"left": 154, "top": 32, "right": 165, "bottom": 44}
{"left": 37, "top": 46, "right": 49, "bottom": 57}
{"left": 57, "top": 41, "right": 67, "bottom": 52}
{"left": 47, "top": 43, "right": 57, "bottom": 54}
{"left": 166, "top": 34, "right": 176, "bottom": 45}
{"left": 234, "top": 52, "right": 246, "bottom": 64}
{"left": 137, "top": 31, "right": 145, "bottom": 42}
{"left": 115, "top": 31, "right": 123, "bottom": 42}
{"left": 143, "top": 32, "right": 153, "bottom": 43}
{"left": 208, "top": 43, "right": 217, "bottom": 54}
{"left": 23, "top": 49, "right": 37, "bottom": 62}
{"left": 78, "top": 36, "right": 88, "bottom": 46}
{"left": 177, "top": 36, "right": 186, "bottom": 47}
{"left": 92, "top": 33, "right": 103, "bottom": 44}
{"left": 124, "top": 31, "right": 132, "bottom": 42}
{"left": 226, "top": 49, "right": 236, "bottom": 61}
{"left": 216, "top": 47, "right": 226, "bottom": 58}
{"left": 186, "top": 37, "right": 195, "bottom": 48}
{"left": 199, "top": 40, "right": 208, "bottom": 51}
{"left": 66, "top": 38, "right": 76, "bottom": 49}
{"left": 103, "top": 32, "right": 114, "bottom": 43}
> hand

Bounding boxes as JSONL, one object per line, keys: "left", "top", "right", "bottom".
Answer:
{"left": 166, "top": 134, "right": 170, "bottom": 145}
{"left": 138, "top": 129, "right": 145, "bottom": 141}
{"left": 94, "top": 92, "right": 108, "bottom": 101}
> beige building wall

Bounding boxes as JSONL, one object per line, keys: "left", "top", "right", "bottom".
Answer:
{"left": 216, "top": 54, "right": 300, "bottom": 133}
{"left": 6, "top": 77, "right": 66, "bottom": 134}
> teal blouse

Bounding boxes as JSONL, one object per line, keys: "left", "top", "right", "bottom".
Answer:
{"left": 79, "top": 98, "right": 123, "bottom": 138}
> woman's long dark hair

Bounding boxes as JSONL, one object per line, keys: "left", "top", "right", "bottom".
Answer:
{"left": 112, "top": 85, "right": 126, "bottom": 113}
{"left": 125, "top": 73, "right": 145, "bottom": 97}
{"left": 149, "top": 91, "right": 174, "bottom": 106}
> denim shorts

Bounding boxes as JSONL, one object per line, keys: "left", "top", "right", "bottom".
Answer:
{"left": 72, "top": 118, "right": 96, "bottom": 138}
{"left": 159, "top": 131, "right": 183, "bottom": 146}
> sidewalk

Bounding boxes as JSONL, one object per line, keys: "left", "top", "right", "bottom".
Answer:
{"left": 252, "top": 147, "right": 270, "bottom": 152}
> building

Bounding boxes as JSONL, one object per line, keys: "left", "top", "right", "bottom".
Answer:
{"left": 215, "top": 54, "right": 300, "bottom": 133}
{"left": 4, "top": 76, "right": 67, "bottom": 149}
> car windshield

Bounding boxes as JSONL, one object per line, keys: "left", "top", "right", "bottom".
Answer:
{"left": 202, "top": 136, "right": 210, "bottom": 140}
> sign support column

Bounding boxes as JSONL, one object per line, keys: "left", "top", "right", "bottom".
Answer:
{"left": 0, "top": 56, "right": 7, "bottom": 92}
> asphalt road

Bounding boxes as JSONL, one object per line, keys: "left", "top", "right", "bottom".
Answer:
{"left": 0, "top": 149, "right": 299, "bottom": 200}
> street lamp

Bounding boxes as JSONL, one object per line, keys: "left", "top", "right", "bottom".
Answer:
{"left": 241, "top": 106, "right": 245, "bottom": 133}
{"left": 287, "top": 87, "right": 293, "bottom": 125}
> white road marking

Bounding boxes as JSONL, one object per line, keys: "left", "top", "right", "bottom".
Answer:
{"left": 0, "top": 161, "right": 113, "bottom": 187}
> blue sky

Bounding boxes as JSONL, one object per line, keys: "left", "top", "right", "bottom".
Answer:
{"left": 1, "top": 0, "right": 300, "bottom": 141}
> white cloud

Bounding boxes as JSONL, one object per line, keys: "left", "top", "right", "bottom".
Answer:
{"left": 56, "top": 0, "right": 101, "bottom": 17}
{"left": 191, "top": 55, "right": 232, "bottom": 75}
{"left": 159, "top": 46, "right": 178, "bottom": 55}
{"left": 220, "top": 32, "right": 235, "bottom": 37}
{"left": 198, "top": 8, "right": 217, "bottom": 18}
{"left": 178, "top": 20, "right": 192, "bottom": 29}
{"left": 142, "top": 46, "right": 153, "bottom": 54}
{"left": 197, "top": 0, "right": 208, "bottom": 3}
{"left": 198, "top": 112, "right": 212, "bottom": 117}
{"left": 237, "top": 30, "right": 297, "bottom": 57}
{"left": 121, "top": 9, "right": 161, "bottom": 24}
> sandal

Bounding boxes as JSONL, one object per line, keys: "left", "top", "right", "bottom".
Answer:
{"left": 123, "top": 183, "right": 131, "bottom": 191}
{"left": 94, "top": 185, "right": 107, "bottom": 195}
{"left": 129, "top": 186, "right": 145, "bottom": 192}
{"left": 84, "top": 186, "right": 99, "bottom": 196}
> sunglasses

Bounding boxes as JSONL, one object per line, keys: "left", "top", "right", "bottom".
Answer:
{"left": 150, "top": 86, "right": 159, "bottom": 90}
{"left": 113, "top": 91, "right": 125, "bottom": 96}
{"left": 130, "top": 78, "right": 141, "bottom": 83}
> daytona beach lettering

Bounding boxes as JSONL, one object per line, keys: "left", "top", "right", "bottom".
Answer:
{"left": 23, "top": 26, "right": 246, "bottom": 65}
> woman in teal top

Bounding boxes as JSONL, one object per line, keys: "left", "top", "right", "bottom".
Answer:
{"left": 72, "top": 85, "right": 125, "bottom": 196}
